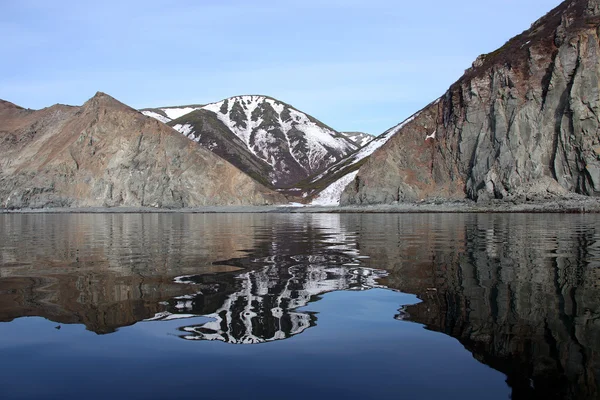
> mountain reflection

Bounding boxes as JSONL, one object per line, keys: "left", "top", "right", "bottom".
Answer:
{"left": 0, "top": 213, "right": 599, "bottom": 398}
{"left": 159, "top": 258, "right": 386, "bottom": 344}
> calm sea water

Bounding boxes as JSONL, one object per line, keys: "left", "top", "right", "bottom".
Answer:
{"left": 0, "top": 213, "right": 598, "bottom": 400}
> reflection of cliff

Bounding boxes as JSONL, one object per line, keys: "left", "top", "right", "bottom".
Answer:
{"left": 0, "top": 214, "right": 260, "bottom": 278}
{"left": 0, "top": 213, "right": 373, "bottom": 336}
{"left": 0, "top": 274, "right": 197, "bottom": 333}
{"left": 166, "top": 256, "right": 386, "bottom": 344}
{"left": 353, "top": 214, "right": 600, "bottom": 400}
{"left": 0, "top": 214, "right": 260, "bottom": 333}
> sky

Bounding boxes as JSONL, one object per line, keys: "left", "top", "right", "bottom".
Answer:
{"left": 1, "top": 0, "right": 564, "bottom": 135}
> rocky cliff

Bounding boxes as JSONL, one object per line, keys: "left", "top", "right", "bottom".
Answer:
{"left": 0, "top": 93, "right": 284, "bottom": 208}
{"left": 342, "top": 0, "right": 600, "bottom": 205}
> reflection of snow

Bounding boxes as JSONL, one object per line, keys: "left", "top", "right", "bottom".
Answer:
{"left": 144, "top": 312, "right": 199, "bottom": 321}
{"left": 168, "top": 260, "right": 387, "bottom": 344}
{"left": 174, "top": 275, "right": 199, "bottom": 284}
{"left": 312, "top": 214, "right": 359, "bottom": 256}
{"left": 148, "top": 215, "right": 387, "bottom": 344}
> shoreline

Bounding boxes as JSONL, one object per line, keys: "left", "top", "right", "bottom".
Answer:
{"left": 1, "top": 198, "right": 600, "bottom": 214}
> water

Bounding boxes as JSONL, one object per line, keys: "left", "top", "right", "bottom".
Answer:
{"left": 0, "top": 213, "right": 598, "bottom": 400}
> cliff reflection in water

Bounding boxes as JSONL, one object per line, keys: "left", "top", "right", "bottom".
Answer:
{"left": 0, "top": 214, "right": 268, "bottom": 333}
{"left": 0, "top": 213, "right": 382, "bottom": 337}
{"left": 0, "top": 213, "right": 599, "bottom": 398}
{"left": 358, "top": 214, "right": 600, "bottom": 400}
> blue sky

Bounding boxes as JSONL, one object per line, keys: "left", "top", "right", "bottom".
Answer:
{"left": 1, "top": 0, "right": 563, "bottom": 134}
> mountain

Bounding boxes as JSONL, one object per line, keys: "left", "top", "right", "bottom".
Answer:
{"left": 0, "top": 92, "right": 284, "bottom": 208}
{"left": 333, "top": 0, "right": 600, "bottom": 205}
{"left": 142, "top": 95, "right": 358, "bottom": 188}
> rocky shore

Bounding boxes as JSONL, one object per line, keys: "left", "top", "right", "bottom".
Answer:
{"left": 2, "top": 196, "right": 599, "bottom": 214}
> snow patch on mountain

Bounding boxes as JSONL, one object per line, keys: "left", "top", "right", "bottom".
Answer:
{"left": 173, "top": 123, "right": 199, "bottom": 142}
{"left": 162, "top": 107, "right": 199, "bottom": 120}
{"left": 340, "top": 132, "right": 373, "bottom": 147}
{"left": 311, "top": 171, "right": 359, "bottom": 206}
{"left": 142, "top": 110, "right": 171, "bottom": 124}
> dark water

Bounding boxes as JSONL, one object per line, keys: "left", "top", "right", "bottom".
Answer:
{"left": 0, "top": 214, "right": 598, "bottom": 400}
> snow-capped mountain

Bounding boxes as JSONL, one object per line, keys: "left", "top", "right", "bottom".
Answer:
{"left": 142, "top": 95, "right": 358, "bottom": 187}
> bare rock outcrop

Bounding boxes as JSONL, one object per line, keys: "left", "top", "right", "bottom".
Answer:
{"left": 0, "top": 93, "right": 285, "bottom": 208}
{"left": 342, "top": 0, "right": 600, "bottom": 204}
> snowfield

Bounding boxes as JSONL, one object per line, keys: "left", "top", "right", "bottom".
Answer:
{"left": 172, "top": 123, "right": 199, "bottom": 142}
{"left": 162, "top": 107, "right": 199, "bottom": 120}
{"left": 340, "top": 132, "right": 373, "bottom": 147}
{"left": 141, "top": 110, "right": 171, "bottom": 123}
{"left": 311, "top": 171, "right": 359, "bottom": 206}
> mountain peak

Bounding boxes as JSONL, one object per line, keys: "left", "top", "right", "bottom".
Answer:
{"left": 460, "top": 0, "right": 600, "bottom": 86}
{"left": 82, "top": 92, "right": 137, "bottom": 113}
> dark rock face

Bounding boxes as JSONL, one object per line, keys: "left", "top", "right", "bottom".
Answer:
{"left": 342, "top": 0, "right": 600, "bottom": 205}
{"left": 0, "top": 93, "right": 285, "bottom": 208}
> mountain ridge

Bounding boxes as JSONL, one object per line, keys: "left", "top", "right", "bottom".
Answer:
{"left": 0, "top": 92, "right": 285, "bottom": 208}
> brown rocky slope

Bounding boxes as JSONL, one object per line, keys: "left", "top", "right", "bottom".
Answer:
{"left": 0, "top": 93, "right": 284, "bottom": 208}
{"left": 342, "top": 0, "right": 600, "bottom": 205}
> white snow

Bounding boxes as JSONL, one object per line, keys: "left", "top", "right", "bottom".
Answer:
{"left": 311, "top": 171, "right": 359, "bottom": 206}
{"left": 425, "top": 130, "right": 436, "bottom": 140}
{"left": 358, "top": 136, "right": 372, "bottom": 147}
{"left": 144, "top": 312, "right": 200, "bottom": 321}
{"left": 173, "top": 123, "right": 200, "bottom": 142}
{"left": 278, "top": 202, "right": 305, "bottom": 207}
{"left": 340, "top": 132, "right": 373, "bottom": 147}
{"left": 142, "top": 111, "right": 171, "bottom": 124}
{"left": 173, "top": 123, "right": 194, "bottom": 136}
{"left": 162, "top": 107, "right": 198, "bottom": 120}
